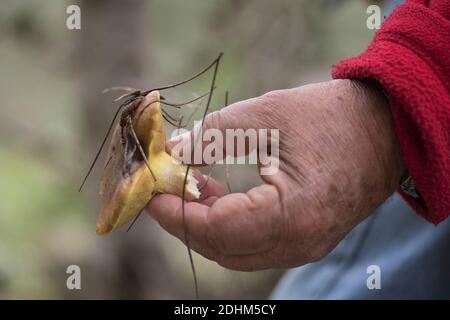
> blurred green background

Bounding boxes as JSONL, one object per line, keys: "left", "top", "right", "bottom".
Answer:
{"left": 0, "top": 0, "right": 380, "bottom": 299}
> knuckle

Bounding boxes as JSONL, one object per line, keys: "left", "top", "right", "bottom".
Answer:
{"left": 252, "top": 90, "right": 286, "bottom": 127}
{"left": 260, "top": 90, "right": 284, "bottom": 108}
{"left": 203, "top": 110, "right": 223, "bottom": 131}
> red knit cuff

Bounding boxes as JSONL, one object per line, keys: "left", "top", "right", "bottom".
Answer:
{"left": 332, "top": 1, "right": 450, "bottom": 224}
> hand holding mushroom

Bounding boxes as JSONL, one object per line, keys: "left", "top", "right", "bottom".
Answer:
{"left": 147, "top": 80, "right": 405, "bottom": 271}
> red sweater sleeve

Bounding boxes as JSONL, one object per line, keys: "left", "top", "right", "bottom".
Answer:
{"left": 332, "top": 0, "right": 450, "bottom": 224}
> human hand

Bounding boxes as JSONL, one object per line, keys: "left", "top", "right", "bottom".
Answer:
{"left": 147, "top": 79, "right": 405, "bottom": 271}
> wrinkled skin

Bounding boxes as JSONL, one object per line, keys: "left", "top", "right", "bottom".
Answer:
{"left": 148, "top": 79, "right": 406, "bottom": 271}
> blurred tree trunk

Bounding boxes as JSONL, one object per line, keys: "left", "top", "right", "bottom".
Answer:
{"left": 77, "top": 0, "right": 179, "bottom": 299}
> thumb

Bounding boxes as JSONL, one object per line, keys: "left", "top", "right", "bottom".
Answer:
{"left": 166, "top": 96, "right": 261, "bottom": 165}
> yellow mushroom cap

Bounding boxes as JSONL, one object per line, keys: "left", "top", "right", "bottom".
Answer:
{"left": 96, "top": 91, "right": 199, "bottom": 235}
